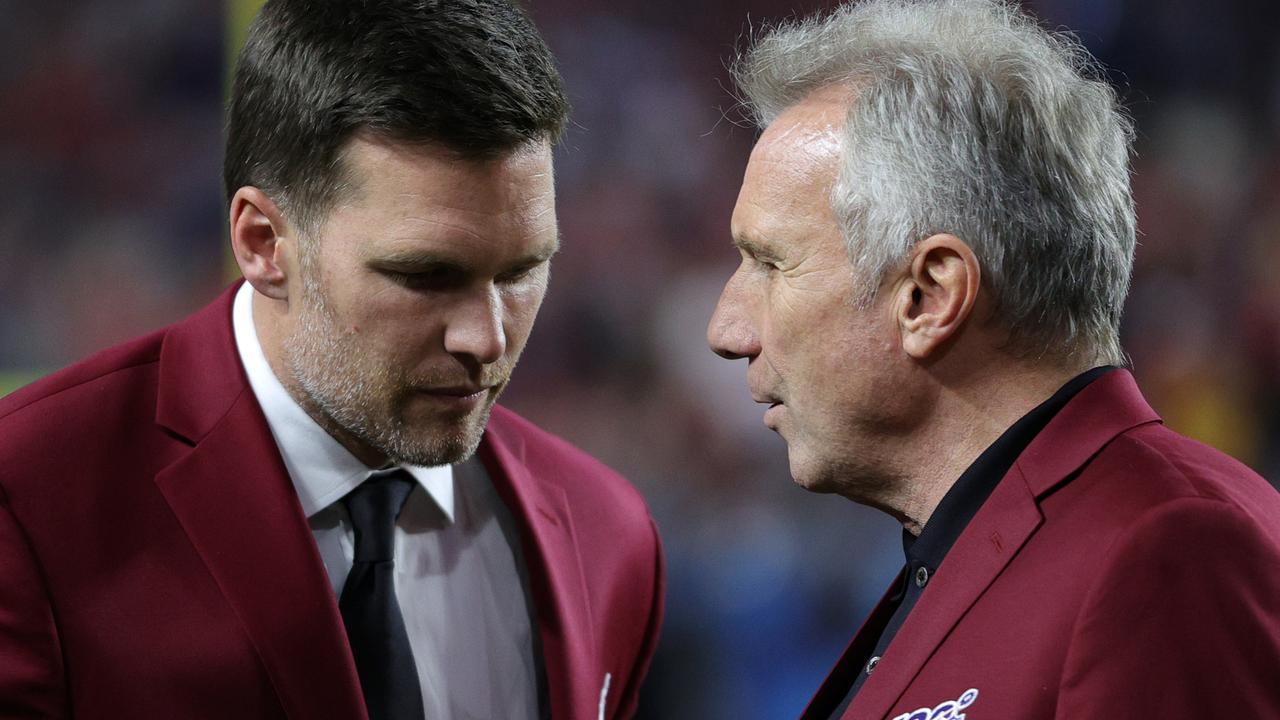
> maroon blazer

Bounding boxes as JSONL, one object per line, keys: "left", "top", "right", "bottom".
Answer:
{"left": 803, "top": 370, "right": 1280, "bottom": 719}
{"left": 0, "top": 286, "right": 664, "bottom": 719}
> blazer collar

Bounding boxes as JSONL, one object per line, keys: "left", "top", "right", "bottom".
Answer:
{"left": 846, "top": 369, "right": 1161, "bottom": 720}
{"left": 1016, "top": 369, "right": 1160, "bottom": 498}
{"left": 155, "top": 282, "right": 251, "bottom": 443}
{"left": 153, "top": 283, "right": 368, "bottom": 719}
{"left": 479, "top": 408, "right": 597, "bottom": 720}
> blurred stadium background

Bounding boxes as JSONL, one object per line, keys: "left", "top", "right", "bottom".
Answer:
{"left": 2, "top": 0, "right": 1278, "bottom": 717}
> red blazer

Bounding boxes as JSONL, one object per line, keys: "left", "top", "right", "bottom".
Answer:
{"left": 804, "top": 370, "right": 1280, "bottom": 719}
{"left": 0, "top": 285, "right": 664, "bottom": 719}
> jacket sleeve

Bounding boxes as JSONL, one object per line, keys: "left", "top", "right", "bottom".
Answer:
{"left": 611, "top": 514, "right": 665, "bottom": 720}
{"left": 1056, "top": 496, "right": 1280, "bottom": 718}
{"left": 0, "top": 494, "right": 67, "bottom": 718}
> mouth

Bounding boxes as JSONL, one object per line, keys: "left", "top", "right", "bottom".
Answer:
{"left": 750, "top": 390, "right": 779, "bottom": 405}
{"left": 412, "top": 385, "right": 497, "bottom": 410}
{"left": 422, "top": 386, "right": 491, "bottom": 397}
{"left": 760, "top": 399, "right": 783, "bottom": 429}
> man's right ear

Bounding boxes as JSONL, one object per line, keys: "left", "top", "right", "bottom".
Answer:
{"left": 229, "top": 186, "right": 293, "bottom": 301}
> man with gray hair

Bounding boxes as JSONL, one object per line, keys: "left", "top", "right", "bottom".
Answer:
{"left": 708, "top": 0, "right": 1280, "bottom": 717}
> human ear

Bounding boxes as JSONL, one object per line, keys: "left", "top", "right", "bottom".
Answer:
{"left": 228, "top": 186, "right": 294, "bottom": 301}
{"left": 897, "top": 233, "right": 981, "bottom": 359}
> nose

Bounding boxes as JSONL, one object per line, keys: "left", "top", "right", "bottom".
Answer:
{"left": 707, "top": 269, "right": 760, "bottom": 360}
{"left": 444, "top": 284, "right": 506, "bottom": 365}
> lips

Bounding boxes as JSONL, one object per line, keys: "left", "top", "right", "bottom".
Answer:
{"left": 410, "top": 385, "right": 498, "bottom": 411}
{"left": 421, "top": 386, "right": 491, "bottom": 397}
{"left": 762, "top": 401, "right": 784, "bottom": 429}
{"left": 750, "top": 389, "right": 779, "bottom": 405}
{"left": 752, "top": 390, "right": 780, "bottom": 414}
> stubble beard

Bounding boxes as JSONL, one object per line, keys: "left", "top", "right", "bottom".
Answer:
{"left": 281, "top": 271, "right": 499, "bottom": 467}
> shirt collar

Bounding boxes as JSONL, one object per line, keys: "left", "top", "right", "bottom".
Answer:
{"left": 231, "top": 281, "right": 455, "bottom": 521}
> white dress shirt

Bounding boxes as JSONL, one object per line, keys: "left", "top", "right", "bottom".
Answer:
{"left": 231, "top": 282, "right": 541, "bottom": 720}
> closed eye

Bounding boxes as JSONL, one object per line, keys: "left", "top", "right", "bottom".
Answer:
{"left": 733, "top": 234, "right": 784, "bottom": 271}
{"left": 496, "top": 260, "right": 547, "bottom": 285}
{"left": 381, "top": 264, "right": 469, "bottom": 291}
{"left": 740, "top": 255, "right": 778, "bottom": 274}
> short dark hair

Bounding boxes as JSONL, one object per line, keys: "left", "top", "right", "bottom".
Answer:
{"left": 223, "top": 0, "right": 569, "bottom": 231}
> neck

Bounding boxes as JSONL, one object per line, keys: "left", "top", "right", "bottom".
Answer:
{"left": 859, "top": 358, "right": 1088, "bottom": 536}
{"left": 251, "top": 289, "right": 389, "bottom": 469}
{"left": 251, "top": 287, "right": 291, "bottom": 385}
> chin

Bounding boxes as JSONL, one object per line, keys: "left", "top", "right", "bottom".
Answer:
{"left": 787, "top": 444, "right": 884, "bottom": 498}
{"left": 787, "top": 453, "right": 839, "bottom": 494}
{"left": 379, "top": 426, "right": 482, "bottom": 467}
{"left": 792, "top": 474, "right": 845, "bottom": 495}
{"left": 341, "top": 402, "right": 489, "bottom": 467}
{"left": 786, "top": 476, "right": 822, "bottom": 494}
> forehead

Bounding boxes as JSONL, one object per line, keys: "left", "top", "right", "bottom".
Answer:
{"left": 317, "top": 135, "right": 557, "bottom": 255}
{"left": 341, "top": 134, "right": 554, "bottom": 213}
{"left": 734, "top": 84, "right": 854, "bottom": 247}
{"left": 755, "top": 85, "right": 851, "bottom": 173}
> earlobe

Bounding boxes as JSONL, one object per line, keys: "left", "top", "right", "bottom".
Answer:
{"left": 899, "top": 234, "right": 981, "bottom": 360}
{"left": 229, "top": 187, "right": 293, "bottom": 301}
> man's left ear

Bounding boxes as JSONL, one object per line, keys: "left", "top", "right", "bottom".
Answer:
{"left": 896, "top": 233, "right": 981, "bottom": 359}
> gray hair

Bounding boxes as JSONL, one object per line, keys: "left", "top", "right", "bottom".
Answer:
{"left": 733, "top": 0, "right": 1135, "bottom": 366}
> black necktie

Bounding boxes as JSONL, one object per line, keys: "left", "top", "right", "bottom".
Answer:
{"left": 340, "top": 471, "right": 425, "bottom": 720}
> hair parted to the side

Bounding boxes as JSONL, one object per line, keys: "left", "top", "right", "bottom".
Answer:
{"left": 224, "top": 0, "right": 569, "bottom": 234}
{"left": 733, "top": 0, "right": 1136, "bottom": 367}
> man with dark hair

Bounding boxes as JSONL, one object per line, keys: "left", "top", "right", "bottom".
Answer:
{"left": 0, "top": 2, "right": 662, "bottom": 718}
{"left": 709, "top": 0, "right": 1280, "bottom": 718}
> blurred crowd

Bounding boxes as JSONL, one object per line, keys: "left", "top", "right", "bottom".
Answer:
{"left": 1, "top": 1, "right": 1277, "bottom": 717}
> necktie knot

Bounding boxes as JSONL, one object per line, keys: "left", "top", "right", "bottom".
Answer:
{"left": 342, "top": 472, "right": 415, "bottom": 563}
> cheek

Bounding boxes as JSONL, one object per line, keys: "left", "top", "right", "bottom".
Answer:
{"left": 319, "top": 277, "right": 402, "bottom": 327}
{"left": 763, "top": 293, "right": 836, "bottom": 365}
{"left": 337, "top": 295, "right": 444, "bottom": 354}
{"left": 501, "top": 281, "right": 548, "bottom": 339}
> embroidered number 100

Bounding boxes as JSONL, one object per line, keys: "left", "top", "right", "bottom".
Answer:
{"left": 891, "top": 688, "right": 979, "bottom": 720}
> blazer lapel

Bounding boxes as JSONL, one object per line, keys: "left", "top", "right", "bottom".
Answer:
{"left": 846, "top": 370, "right": 1160, "bottom": 720}
{"left": 479, "top": 415, "right": 597, "bottom": 720}
{"left": 846, "top": 472, "right": 1043, "bottom": 720}
{"left": 152, "top": 286, "right": 367, "bottom": 719}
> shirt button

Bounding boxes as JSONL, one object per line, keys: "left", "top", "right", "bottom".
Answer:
{"left": 865, "top": 656, "right": 880, "bottom": 675}
{"left": 915, "top": 566, "right": 930, "bottom": 588}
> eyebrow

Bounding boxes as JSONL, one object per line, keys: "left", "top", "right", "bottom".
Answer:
{"left": 731, "top": 233, "right": 781, "bottom": 261}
